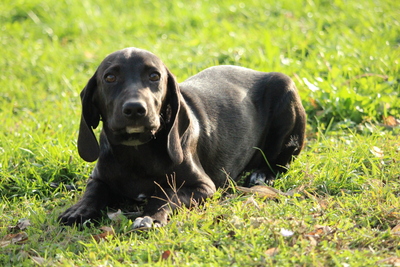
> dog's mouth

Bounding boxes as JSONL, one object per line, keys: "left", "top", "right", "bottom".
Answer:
{"left": 108, "top": 125, "right": 158, "bottom": 146}
{"left": 105, "top": 111, "right": 167, "bottom": 146}
{"left": 126, "top": 126, "right": 146, "bottom": 134}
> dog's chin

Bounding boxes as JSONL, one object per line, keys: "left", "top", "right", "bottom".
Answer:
{"left": 120, "top": 134, "right": 150, "bottom": 146}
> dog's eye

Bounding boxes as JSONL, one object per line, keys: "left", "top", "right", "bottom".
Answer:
{"left": 149, "top": 72, "right": 160, "bottom": 82}
{"left": 105, "top": 74, "right": 116, "bottom": 83}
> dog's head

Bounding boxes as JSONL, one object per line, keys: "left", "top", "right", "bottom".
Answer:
{"left": 77, "top": 47, "right": 185, "bottom": 164}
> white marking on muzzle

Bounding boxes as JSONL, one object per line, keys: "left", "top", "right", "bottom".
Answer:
{"left": 126, "top": 126, "right": 145, "bottom": 134}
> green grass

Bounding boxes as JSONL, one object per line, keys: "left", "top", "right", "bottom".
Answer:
{"left": 1, "top": 0, "right": 399, "bottom": 266}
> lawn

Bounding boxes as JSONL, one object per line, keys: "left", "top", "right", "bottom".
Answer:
{"left": 0, "top": 0, "right": 399, "bottom": 266}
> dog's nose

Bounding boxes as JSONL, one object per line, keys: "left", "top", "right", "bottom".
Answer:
{"left": 122, "top": 101, "right": 147, "bottom": 119}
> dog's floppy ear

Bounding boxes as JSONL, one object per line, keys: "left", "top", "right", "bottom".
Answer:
{"left": 165, "top": 69, "right": 189, "bottom": 165}
{"left": 77, "top": 73, "right": 100, "bottom": 162}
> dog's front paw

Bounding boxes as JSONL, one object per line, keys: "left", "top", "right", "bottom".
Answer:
{"left": 58, "top": 203, "right": 101, "bottom": 226}
{"left": 132, "top": 216, "right": 164, "bottom": 230}
{"left": 247, "top": 171, "right": 276, "bottom": 186}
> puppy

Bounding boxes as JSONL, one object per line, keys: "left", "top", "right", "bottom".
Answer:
{"left": 58, "top": 47, "right": 306, "bottom": 228}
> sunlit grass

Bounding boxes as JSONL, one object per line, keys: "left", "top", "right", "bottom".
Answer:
{"left": 0, "top": 0, "right": 399, "bottom": 265}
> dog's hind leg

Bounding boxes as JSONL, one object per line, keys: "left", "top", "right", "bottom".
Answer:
{"left": 246, "top": 87, "right": 306, "bottom": 186}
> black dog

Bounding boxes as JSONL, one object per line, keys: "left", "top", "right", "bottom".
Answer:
{"left": 58, "top": 47, "right": 306, "bottom": 228}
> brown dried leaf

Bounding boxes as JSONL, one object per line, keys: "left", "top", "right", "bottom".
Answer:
{"left": 305, "top": 225, "right": 334, "bottom": 239}
{"left": 383, "top": 115, "right": 399, "bottom": 127}
{"left": 100, "top": 226, "right": 114, "bottom": 233}
{"left": 309, "top": 98, "right": 319, "bottom": 108}
{"left": 237, "top": 185, "right": 288, "bottom": 198}
{"left": 161, "top": 250, "right": 172, "bottom": 260}
{"left": 317, "top": 225, "right": 333, "bottom": 234}
{"left": 388, "top": 211, "right": 400, "bottom": 220}
{"left": 17, "top": 219, "right": 31, "bottom": 231}
{"left": 0, "top": 232, "right": 29, "bottom": 247}
{"left": 265, "top": 247, "right": 279, "bottom": 256}
{"left": 92, "top": 232, "right": 110, "bottom": 243}
{"left": 0, "top": 240, "right": 11, "bottom": 248}
{"left": 92, "top": 226, "right": 115, "bottom": 242}
{"left": 7, "top": 218, "right": 31, "bottom": 232}
{"left": 377, "top": 257, "right": 400, "bottom": 266}
{"left": 8, "top": 232, "right": 29, "bottom": 243}
{"left": 391, "top": 223, "right": 400, "bottom": 236}
{"left": 318, "top": 199, "right": 329, "bottom": 210}
{"left": 306, "top": 228, "right": 323, "bottom": 238}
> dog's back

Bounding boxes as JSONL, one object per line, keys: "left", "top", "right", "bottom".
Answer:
{"left": 180, "top": 65, "right": 305, "bottom": 185}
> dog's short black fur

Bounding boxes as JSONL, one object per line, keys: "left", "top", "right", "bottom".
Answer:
{"left": 58, "top": 47, "right": 306, "bottom": 228}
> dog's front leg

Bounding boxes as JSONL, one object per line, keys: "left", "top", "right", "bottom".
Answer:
{"left": 58, "top": 178, "right": 110, "bottom": 226}
{"left": 133, "top": 182, "right": 215, "bottom": 229}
